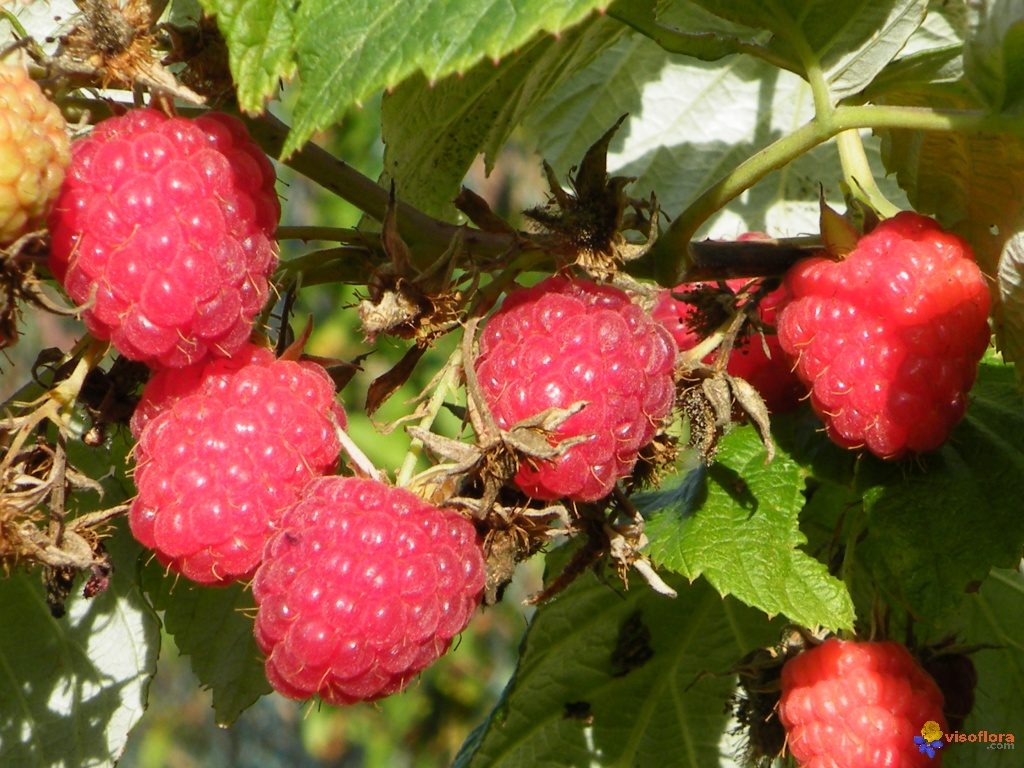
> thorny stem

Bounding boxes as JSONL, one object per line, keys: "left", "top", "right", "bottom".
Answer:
{"left": 395, "top": 348, "right": 463, "bottom": 488}
{"left": 0, "top": 9, "right": 30, "bottom": 40}
{"left": 275, "top": 226, "right": 371, "bottom": 244}
{"left": 243, "top": 111, "right": 518, "bottom": 265}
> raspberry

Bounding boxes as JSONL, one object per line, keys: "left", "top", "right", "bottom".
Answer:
{"left": 776, "top": 212, "right": 990, "bottom": 459}
{"left": 779, "top": 638, "right": 947, "bottom": 768}
{"left": 0, "top": 64, "right": 70, "bottom": 244}
{"left": 129, "top": 345, "right": 344, "bottom": 584}
{"left": 475, "top": 276, "right": 677, "bottom": 501}
{"left": 48, "top": 108, "right": 280, "bottom": 368}
{"left": 130, "top": 341, "right": 280, "bottom": 438}
{"left": 252, "top": 476, "right": 485, "bottom": 705}
{"left": 654, "top": 278, "right": 804, "bottom": 413}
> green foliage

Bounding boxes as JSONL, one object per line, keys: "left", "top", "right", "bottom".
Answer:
{"left": 680, "top": 0, "right": 929, "bottom": 99}
{"left": 856, "top": 362, "right": 1024, "bottom": 623}
{"left": 0, "top": 524, "right": 159, "bottom": 767}
{"left": 139, "top": 566, "right": 270, "bottom": 726}
{"left": 198, "top": 0, "right": 296, "bottom": 112}
{"left": 953, "top": 567, "right": 1024, "bottom": 767}
{"left": 380, "top": 14, "right": 625, "bottom": 219}
{"left": 522, "top": 8, "right": 909, "bottom": 238}
{"left": 454, "top": 553, "right": 783, "bottom": 768}
{"left": 868, "top": 1, "right": 1024, "bottom": 370}
{"left": 201, "top": 0, "right": 610, "bottom": 156}
{"left": 645, "top": 426, "right": 855, "bottom": 632}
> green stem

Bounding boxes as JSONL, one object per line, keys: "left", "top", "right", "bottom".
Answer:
{"left": 395, "top": 349, "right": 463, "bottom": 487}
{"left": 800, "top": 47, "right": 901, "bottom": 220}
{"left": 645, "top": 103, "right": 1024, "bottom": 284}
{"left": 835, "top": 130, "right": 901, "bottom": 217}
{"left": 0, "top": 9, "right": 31, "bottom": 43}
{"left": 646, "top": 119, "right": 829, "bottom": 284}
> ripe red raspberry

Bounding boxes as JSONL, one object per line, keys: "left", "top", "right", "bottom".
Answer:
{"left": 48, "top": 108, "right": 280, "bottom": 368}
{"left": 252, "top": 476, "right": 485, "bottom": 705}
{"left": 0, "top": 63, "right": 70, "bottom": 244}
{"left": 779, "top": 638, "right": 947, "bottom": 768}
{"left": 129, "top": 346, "right": 344, "bottom": 584}
{"left": 475, "top": 276, "right": 677, "bottom": 501}
{"left": 654, "top": 278, "right": 804, "bottom": 413}
{"left": 130, "top": 341, "right": 282, "bottom": 438}
{"left": 776, "top": 212, "right": 990, "bottom": 459}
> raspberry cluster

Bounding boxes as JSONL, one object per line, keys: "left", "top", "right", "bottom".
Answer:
{"left": 475, "top": 276, "right": 677, "bottom": 501}
{"left": 130, "top": 343, "right": 345, "bottom": 584}
{"left": 776, "top": 212, "right": 990, "bottom": 458}
{"left": 48, "top": 108, "right": 280, "bottom": 368}
{"left": 252, "top": 476, "right": 485, "bottom": 705}
{"left": 779, "top": 638, "right": 947, "bottom": 768}
{"left": 0, "top": 63, "right": 70, "bottom": 244}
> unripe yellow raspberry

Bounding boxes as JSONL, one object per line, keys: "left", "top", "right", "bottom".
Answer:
{"left": 0, "top": 63, "right": 70, "bottom": 244}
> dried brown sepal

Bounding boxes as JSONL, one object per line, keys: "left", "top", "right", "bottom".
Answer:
{"left": 473, "top": 501, "right": 569, "bottom": 605}
{"left": 626, "top": 431, "right": 680, "bottom": 492}
{"left": 1, "top": 436, "right": 124, "bottom": 609}
{"left": 454, "top": 187, "right": 516, "bottom": 234}
{"left": 524, "top": 115, "right": 655, "bottom": 278}
{"left": 157, "top": 15, "right": 234, "bottom": 105}
{"left": 365, "top": 344, "right": 427, "bottom": 417}
{"left": 44, "top": 0, "right": 204, "bottom": 104}
{"left": 359, "top": 193, "right": 473, "bottom": 344}
{"left": 678, "top": 368, "right": 774, "bottom": 464}
{"left": 2, "top": 232, "right": 80, "bottom": 350}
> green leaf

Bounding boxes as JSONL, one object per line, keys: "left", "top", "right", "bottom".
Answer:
{"left": 950, "top": 567, "right": 1024, "bottom": 767}
{"left": 203, "top": 0, "right": 610, "bottom": 156}
{"left": 0, "top": 523, "right": 159, "bottom": 768}
{"left": 453, "top": 563, "right": 781, "bottom": 767}
{"left": 872, "top": 1, "right": 1024, "bottom": 369}
{"left": 380, "top": 14, "right": 625, "bottom": 219}
{"left": 997, "top": 234, "right": 1024, "bottom": 371}
{"left": 607, "top": 0, "right": 769, "bottom": 62}
{"left": 198, "top": 0, "right": 296, "bottom": 113}
{"left": 523, "top": 27, "right": 908, "bottom": 239}
{"left": 680, "top": 0, "right": 928, "bottom": 100}
{"left": 140, "top": 565, "right": 270, "bottom": 725}
{"left": 855, "top": 362, "right": 1024, "bottom": 623}
{"left": 645, "top": 425, "right": 855, "bottom": 632}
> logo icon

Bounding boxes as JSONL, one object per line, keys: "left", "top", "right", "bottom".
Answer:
{"left": 914, "top": 721, "right": 945, "bottom": 759}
